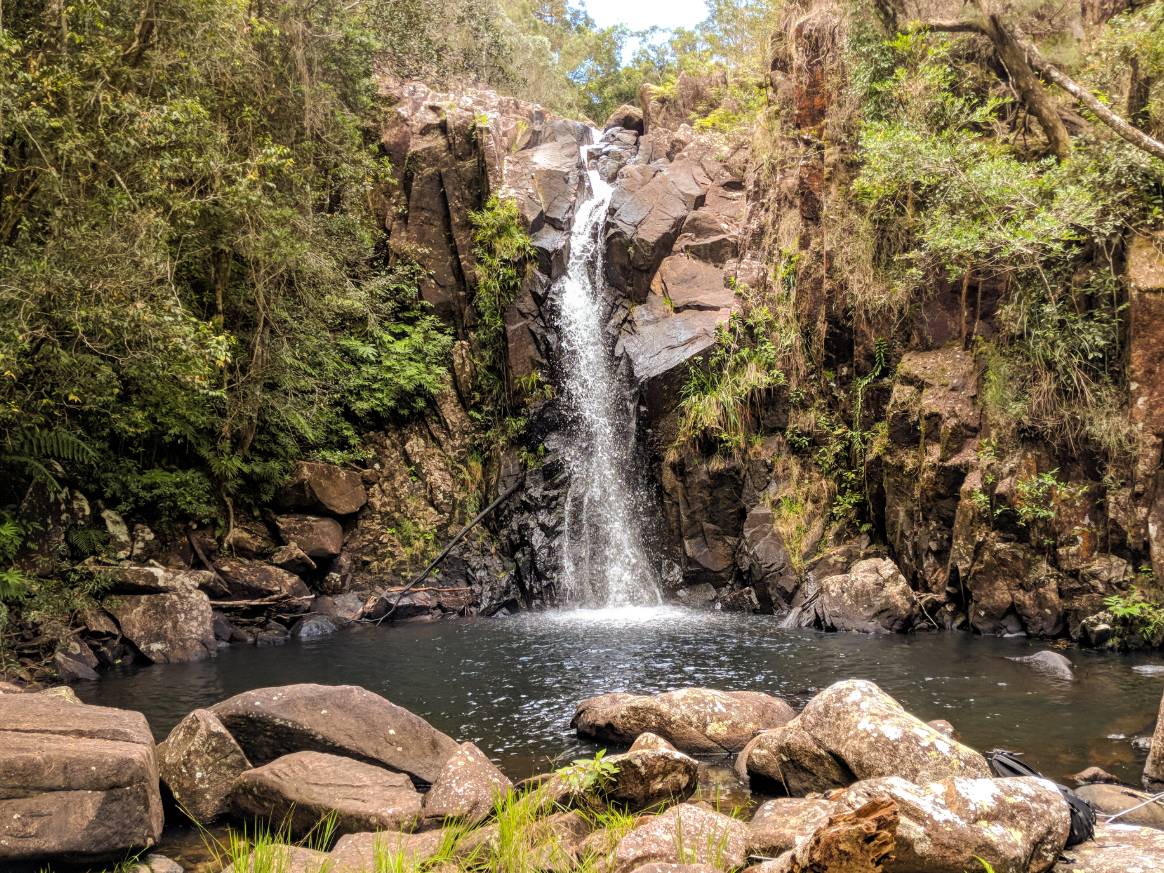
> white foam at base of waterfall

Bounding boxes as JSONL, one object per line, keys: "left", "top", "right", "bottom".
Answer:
{"left": 555, "top": 140, "right": 661, "bottom": 607}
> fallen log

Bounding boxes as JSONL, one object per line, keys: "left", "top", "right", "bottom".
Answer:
{"left": 755, "top": 796, "right": 898, "bottom": 872}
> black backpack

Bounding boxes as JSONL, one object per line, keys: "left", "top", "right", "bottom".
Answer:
{"left": 987, "top": 749, "right": 1096, "bottom": 847}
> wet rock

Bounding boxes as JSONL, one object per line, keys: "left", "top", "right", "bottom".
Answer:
{"left": 928, "top": 719, "right": 957, "bottom": 738}
{"left": 1053, "top": 821, "right": 1164, "bottom": 872}
{"left": 0, "top": 696, "right": 164, "bottom": 863}
{"left": 841, "top": 775, "right": 1069, "bottom": 873}
{"left": 221, "top": 845, "right": 329, "bottom": 873}
{"left": 1074, "top": 765, "right": 1120, "bottom": 784}
{"left": 271, "top": 543, "right": 316, "bottom": 575}
{"left": 275, "top": 514, "right": 344, "bottom": 560}
{"left": 157, "top": 708, "right": 251, "bottom": 823}
{"left": 312, "top": 592, "right": 366, "bottom": 625}
{"left": 1144, "top": 688, "right": 1164, "bottom": 790}
{"left": 610, "top": 803, "right": 748, "bottom": 872}
{"left": 573, "top": 688, "right": 795, "bottom": 754}
{"left": 603, "top": 748, "right": 699, "bottom": 809}
{"left": 329, "top": 830, "right": 448, "bottom": 872}
{"left": 232, "top": 751, "right": 422, "bottom": 836}
{"left": 105, "top": 588, "right": 218, "bottom": 664}
{"left": 291, "top": 615, "right": 339, "bottom": 640}
{"left": 736, "top": 718, "right": 853, "bottom": 795}
{"left": 1077, "top": 783, "right": 1164, "bottom": 829}
{"left": 718, "top": 586, "right": 760, "bottom": 613}
{"left": 604, "top": 104, "right": 644, "bottom": 134}
{"left": 817, "top": 557, "right": 917, "bottom": 633}
{"left": 215, "top": 557, "right": 312, "bottom": 603}
{"left": 280, "top": 461, "right": 368, "bottom": 516}
{"left": 211, "top": 683, "right": 458, "bottom": 785}
{"left": 676, "top": 583, "right": 717, "bottom": 607}
{"left": 799, "top": 680, "right": 990, "bottom": 783}
{"left": 747, "top": 797, "right": 837, "bottom": 856}
{"left": 423, "top": 741, "right": 513, "bottom": 825}
{"left": 1008, "top": 650, "right": 1075, "bottom": 681}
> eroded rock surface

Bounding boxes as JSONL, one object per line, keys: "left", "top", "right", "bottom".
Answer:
{"left": 157, "top": 708, "right": 250, "bottom": 822}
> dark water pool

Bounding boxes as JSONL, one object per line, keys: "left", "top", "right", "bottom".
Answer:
{"left": 77, "top": 606, "right": 1164, "bottom": 783}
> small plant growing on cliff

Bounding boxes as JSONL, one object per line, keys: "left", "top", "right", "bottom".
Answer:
{"left": 1014, "top": 470, "right": 1063, "bottom": 527}
{"left": 558, "top": 749, "right": 619, "bottom": 794}
{"left": 1104, "top": 587, "right": 1164, "bottom": 642}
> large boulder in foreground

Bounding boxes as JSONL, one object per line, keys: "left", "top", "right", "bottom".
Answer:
{"left": 231, "top": 751, "right": 422, "bottom": 836}
{"left": 211, "top": 683, "right": 458, "bottom": 785}
{"left": 157, "top": 708, "right": 250, "bottom": 822}
{"left": 104, "top": 588, "right": 218, "bottom": 664}
{"left": 817, "top": 557, "right": 917, "bottom": 633}
{"left": 423, "top": 741, "right": 512, "bottom": 825}
{"left": 843, "top": 775, "right": 1070, "bottom": 873}
{"left": 0, "top": 696, "right": 163, "bottom": 862}
{"left": 737, "top": 717, "right": 854, "bottom": 795}
{"left": 610, "top": 803, "right": 748, "bottom": 872}
{"left": 573, "top": 688, "right": 795, "bottom": 754}
{"left": 1053, "top": 821, "right": 1164, "bottom": 872}
{"left": 799, "top": 680, "right": 990, "bottom": 783}
{"left": 603, "top": 747, "right": 699, "bottom": 809}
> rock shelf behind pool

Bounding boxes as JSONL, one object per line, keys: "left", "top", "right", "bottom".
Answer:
{"left": 0, "top": 695, "right": 164, "bottom": 863}
{"left": 211, "top": 683, "right": 459, "bottom": 785}
{"left": 572, "top": 687, "right": 795, "bottom": 753}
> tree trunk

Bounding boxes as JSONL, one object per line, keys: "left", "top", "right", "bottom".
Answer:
{"left": 761, "top": 796, "right": 898, "bottom": 872}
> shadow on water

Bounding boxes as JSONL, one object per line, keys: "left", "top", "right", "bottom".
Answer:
{"left": 78, "top": 606, "right": 1164, "bottom": 783}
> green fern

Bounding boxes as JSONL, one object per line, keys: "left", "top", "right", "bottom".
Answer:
{"left": 2, "top": 429, "right": 96, "bottom": 492}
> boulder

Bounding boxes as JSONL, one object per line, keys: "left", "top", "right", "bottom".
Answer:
{"left": 573, "top": 688, "right": 795, "bottom": 754}
{"left": 630, "top": 731, "right": 677, "bottom": 753}
{"left": 232, "top": 751, "right": 422, "bottom": 837}
{"left": 603, "top": 748, "right": 699, "bottom": 808}
{"left": 736, "top": 718, "right": 853, "bottom": 795}
{"left": 54, "top": 638, "right": 100, "bottom": 681}
{"left": 105, "top": 588, "right": 218, "bottom": 664}
{"left": 211, "top": 683, "right": 458, "bottom": 785}
{"left": 280, "top": 461, "right": 368, "bottom": 516}
{"left": 423, "top": 742, "right": 512, "bottom": 825}
{"left": 329, "top": 830, "right": 448, "bottom": 872}
{"left": 1008, "top": 650, "right": 1074, "bottom": 681}
{"left": 157, "top": 708, "right": 251, "bottom": 822}
{"left": 842, "top": 775, "right": 1070, "bottom": 873}
{"left": 129, "top": 854, "right": 184, "bottom": 873}
{"left": 291, "top": 615, "right": 339, "bottom": 640}
{"left": 610, "top": 803, "right": 748, "bottom": 872}
{"left": 1053, "top": 821, "right": 1164, "bottom": 872}
{"left": 817, "top": 558, "right": 917, "bottom": 633}
{"left": 221, "top": 845, "right": 329, "bottom": 873}
{"left": 1077, "top": 783, "right": 1164, "bottom": 829}
{"left": 1143, "top": 688, "right": 1164, "bottom": 790}
{"left": 747, "top": 797, "right": 837, "bottom": 856}
{"left": 604, "top": 103, "right": 644, "bottom": 134}
{"left": 100, "top": 565, "right": 218, "bottom": 594}
{"left": 1074, "top": 765, "right": 1120, "bottom": 784}
{"left": 798, "top": 680, "right": 991, "bottom": 783}
{"left": 271, "top": 543, "right": 317, "bottom": 575}
{"left": 0, "top": 696, "right": 163, "bottom": 862}
{"left": 275, "top": 514, "right": 344, "bottom": 560}
{"left": 215, "top": 557, "right": 312, "bottom": 602}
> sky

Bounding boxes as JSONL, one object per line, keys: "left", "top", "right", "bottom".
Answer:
{"left": 583, "top": 0, "right": 709, "bottom": 32}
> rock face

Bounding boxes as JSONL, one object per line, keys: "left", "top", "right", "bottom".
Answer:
{"left": 610, "top": 803, "right": 749, "bottom": 872}
{"left": 0, "top": 696, "right": 164, "bottom": 862}
{"left": 157, "top": 708, "right": 251, "bottom": 822}
{"left": 105, "top": 588, "right": 217, "bottom": 664}
{"left": 1144, "top": 689, "right": 1164, "bottom": 790}
{"left": 423, "top": 741, "right": 513, "bottom": 825}
{"left": 572, "top": 688, "right": 795, "bottom": 753}
{"left": 817, "top": 558, "right": 918, "bottom": 633}
{"left": 280, "top": 461, "right": 368, "bottom": 516}
{"left": 1054, "top": 821, "right": 1164, "bottom": 872}
{"left": 798, "top": 680, "right": 990, "bottom": 784}
{"left": 603, "top": 747, "right": 699, "bottom": 808}
{"left": 211, "top": 683, "right": 458, "bottom": 785}
{"left": 232, "top": 751, "right": 422, "bottom": 836}
{"left": 842, "top": 775, "right": 1070, "bottom": 873}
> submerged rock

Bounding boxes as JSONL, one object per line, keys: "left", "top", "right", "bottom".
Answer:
{"left": 572, "top": 687, "right": 795, "bottom": 754}
{"left": 0, "top": 696, "right": 164, "bottom": 863}
{"left": 798, "top": 679, "right": 991, "bottom": 783}
{"left": 157, "top": 708, "right": 250, "bottom": 823}
{"left": 841, "top": 775, "right": 1070, "bottom": 873}
{"left": 1008, "top": 650, "right": 1075, "bottom": 681}
{"left": 423, "top": 741, "right": 513, "bottom": 825}
{"left": 231, "top": 751, "right": 422, "bottom": 836}
{"left": 211, "top": 683, "right": 458, "bottom": 785}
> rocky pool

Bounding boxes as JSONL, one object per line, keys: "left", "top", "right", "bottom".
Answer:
{"left": 78, "top": 607, "right": 1164, "bottom": 783}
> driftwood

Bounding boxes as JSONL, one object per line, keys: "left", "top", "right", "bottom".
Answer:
{"left": 209, "top": 594, "right": 313, "bottom": 609}
{"left": 914, "top": 5, "right": 1164, "bottom": 161}
{"left": 759, "top": 796, "right": 898, "bottom": 873}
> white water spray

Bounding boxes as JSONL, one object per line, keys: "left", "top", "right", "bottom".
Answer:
{"left": 555, "top": 140, "right": 661, "bottom": 607}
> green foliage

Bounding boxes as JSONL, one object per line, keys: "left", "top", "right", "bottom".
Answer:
{"left": 1105, "top": 588, "right": 1164, "bottom": 643}
{"left": 1013, "top": 470, "right": 1063, "bottom": 527}
{"left": 557, "top": 749, "right": 620, "bottom": 794}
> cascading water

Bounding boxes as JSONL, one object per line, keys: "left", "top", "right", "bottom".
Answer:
{"left": 554, "top": 140, "right": 661, "bottom": 607}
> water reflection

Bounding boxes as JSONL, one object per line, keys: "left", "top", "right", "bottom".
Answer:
{"left": 78, "top": 608, "right": 1164, "bottom": 782}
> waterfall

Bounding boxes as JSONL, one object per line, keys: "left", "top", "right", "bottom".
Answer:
{"left": 554, "top": 142, "right": 661, "bottom": 607}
